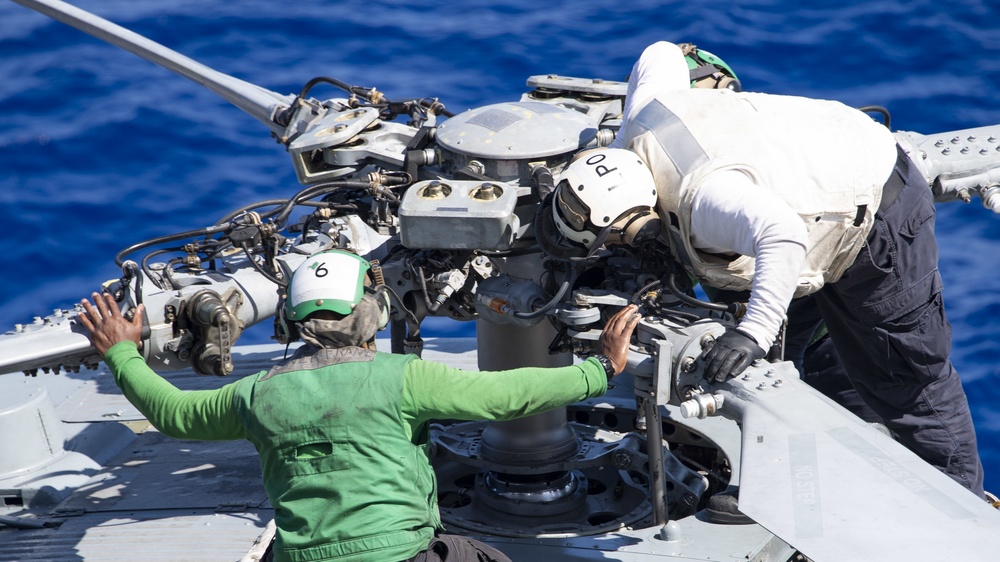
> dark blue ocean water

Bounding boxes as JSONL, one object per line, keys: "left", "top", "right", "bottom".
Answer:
{"left": 2, "top": 0, "right": 999, "bottom": 488}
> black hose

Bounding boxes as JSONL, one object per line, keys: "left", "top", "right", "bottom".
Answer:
{"left": 665, "top": 273, "right": 730, "bottom": 312}
{"left": 416, "top": 265, "right": 438, "bottom": 313}
{"left": 161, "top": 257, "right": 187, "bottom": 291}
{"left": 239, "top": 242, "right": 287, "bottom": 287}
{"left": 512, "top": 268, "right": 576, "bottom": 319}
{"left": 659, "top": 308, "right": 704, "bottom": 325}
{"left": 116, "top": 224, "right": 231, "bottom": 266}
{"left": 858, "top": 105, "right": 891, "bottom": 129}
{"left": 631, "top": 279, "right": 661, "bottom": 305}
{"left": 425, "top": 100, "right": 455, "bottom": 119}
{"left": 140, "top": 248, "right": 177, "bottom": 290}
{"left": 297, "top": 76, "right": 358, "bottom": 100}
{"left": 214, "top": 199, "right": 324, "bottom": 226}
{"left": 272, "top": 180, "right": 373, "bottom": 226}
{"left": 288, "top": 77, "right": 455, "bottom": 121}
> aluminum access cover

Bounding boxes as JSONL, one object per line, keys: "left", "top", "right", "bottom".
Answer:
{"left": 436, "top": 101, "right": 597, "bottom": 159}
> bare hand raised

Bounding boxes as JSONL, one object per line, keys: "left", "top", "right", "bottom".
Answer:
{"left": 598, "top": 304, "right": 641, "bottom": 377}
{"left": 78, "top": 292, "right": 144, "bottom": 356}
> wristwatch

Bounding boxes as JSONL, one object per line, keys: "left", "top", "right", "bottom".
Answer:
{"left": 593, "top": 354, "right": 615, "bottom": 382}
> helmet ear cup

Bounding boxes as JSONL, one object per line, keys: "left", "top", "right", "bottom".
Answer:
{"left": 373, "top": 286, "right": 391, "bottom": 331}
{"left": 274, "top": 296, "right": 300, "bottom": 344}
{"left": 619, "top": 210, "right": 663, "bottom": 246}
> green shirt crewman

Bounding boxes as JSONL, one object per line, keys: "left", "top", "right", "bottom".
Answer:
{"left": 79, "top": 250, "right": 640, "bottom": 562}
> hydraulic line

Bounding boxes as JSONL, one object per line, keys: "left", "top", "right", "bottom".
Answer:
{"left": 239, "top": 241, "right": 287, "bottom": 287}
{"left": 631, "top": 279, "right": 662, "bottom": 304}
{"left": 665, "top": 273, "right": 730, "bottom": 312}
{"left": 272, "top": 180, "right": 374, "bottom": 226}
{"left": 504, "top": 267, "right": 577, "bottom": 320}
{"left": 161, "top": 257, "right": 187, "bottom": 291}
{"left": 630, "top": 279, "right": 704, "bottom": 324}
{"left": 858, "top": 105, "right": 891, "bottom": 129}
{"left": 140, "top": 249, "right": 177, "bottom": 290}
{"left": 277, "top": 76, "right": 455, "bottom": 127}
{"left": 116, "top": 223, "right": 231, "bottom": 266}
{"left": 213, "top": 199, "right": 328, "bottom": 226}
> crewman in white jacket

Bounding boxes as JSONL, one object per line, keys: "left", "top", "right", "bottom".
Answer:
{"left": 540, "top": 41, "right": 986, "bottom": 498}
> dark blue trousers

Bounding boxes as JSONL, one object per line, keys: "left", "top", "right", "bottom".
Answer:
{"left": 804, "top": 148, "right": 985, "bottom": 497}
{"left": 783, "top": 298, "right": 882, "bottom": 424}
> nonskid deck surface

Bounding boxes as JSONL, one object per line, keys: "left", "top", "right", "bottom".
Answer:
{"left": 0, "top": 344, "right": 283, "bottom": 561}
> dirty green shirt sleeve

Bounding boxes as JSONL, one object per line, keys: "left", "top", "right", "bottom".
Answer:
{"left": 103, "top": 341, "right": 248, "bottom": 441}
{"left": 402, "top": 357, "right": 608, "bottom": 428}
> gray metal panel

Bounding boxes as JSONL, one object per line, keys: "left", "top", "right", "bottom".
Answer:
{"left": 733, "top": 375, "right": 1000, "bottom": 562}
{"left": 436, "top": 102, "right": 596, "bottom": 159}
{"left": 2, "top": 510, "right": 270, "bottom": 562}
{"left": 0, "top": 419, "right": 268, "bottom": 561}
{"left": 480, "top": 514, "right": 792, "bottom": 561}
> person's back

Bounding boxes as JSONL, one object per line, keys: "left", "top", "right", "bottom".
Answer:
{"left": 234, "top": 347, "right": 435, "bottom": 562}
{"left": 625, "top": 88, "right": 897, "bottom": 212}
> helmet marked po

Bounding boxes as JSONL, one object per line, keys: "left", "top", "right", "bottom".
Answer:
{"left": 551, "top": 148, "right": 659, "bottom": 251}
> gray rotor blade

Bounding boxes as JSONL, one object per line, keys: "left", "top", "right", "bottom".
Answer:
{"left": 11, "top": 0, "right": 293, "bottom": 134}
{"left": 725, "top": 375, "right": 1000, "bottom": 561}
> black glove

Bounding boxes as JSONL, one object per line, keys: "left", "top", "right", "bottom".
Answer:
{"left": 702, "top": 328, "right": 766, "bottom": 383}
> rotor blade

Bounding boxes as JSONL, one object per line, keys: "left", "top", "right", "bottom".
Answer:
{"left": 894, "top": 125, "right": 1000, "bottom": 213}
{"left": 725, "top": 374, "right": 1000, "bottom": 561}
{"left": 0, "top": 313, "right": 96, "bottom": 376}
{"left": 11, "top": 0, "right": 293, "bottom": 135}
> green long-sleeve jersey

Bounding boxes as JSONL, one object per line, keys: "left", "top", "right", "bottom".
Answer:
{"left": 103, "top": 341, "right": 608, "bottom": 561}
{"left": 103, "top": 341, "right": 607, "bottom": 442}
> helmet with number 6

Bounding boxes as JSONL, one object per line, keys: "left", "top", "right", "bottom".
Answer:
{"left": 285, "top": 250, "right": 371, "bottom": 321}
{"left": 549, "top": 148, "right": 660, "bottom": 252}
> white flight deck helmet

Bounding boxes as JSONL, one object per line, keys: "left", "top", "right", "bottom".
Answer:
{"left": 277, "top": 250, "right": 390, "bottom": 344}
{"left": 549, "top": 148, "right": 660, "bottom": 255}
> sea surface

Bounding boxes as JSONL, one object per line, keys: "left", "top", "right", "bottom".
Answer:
{"left": 2, "top": 0, "right": 999, "bottom": 489}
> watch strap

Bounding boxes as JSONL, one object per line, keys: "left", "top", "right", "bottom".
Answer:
{"left": 593, "top": 354, "right": 615, "bottom": 382}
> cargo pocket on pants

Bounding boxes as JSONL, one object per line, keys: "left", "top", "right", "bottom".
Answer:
{"left": 871, "top": 293, "right": 950, "bottom": 388}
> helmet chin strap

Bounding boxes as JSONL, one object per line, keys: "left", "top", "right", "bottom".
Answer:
{"left": 585, "top": 224, "right": 615, "bottom": 259}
